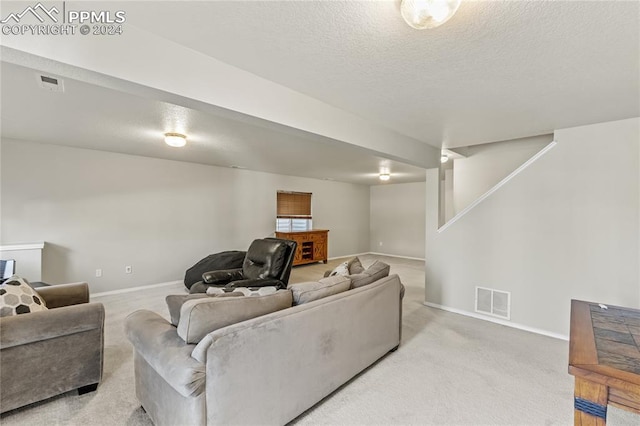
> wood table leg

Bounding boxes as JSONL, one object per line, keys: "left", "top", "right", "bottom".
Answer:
{"left": 574, "top": 377, "right": 608, "bottom": 425}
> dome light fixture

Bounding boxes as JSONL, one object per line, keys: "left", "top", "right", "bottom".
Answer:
{"left": 441, "top": 155, "right": 449, "bottom": 163}
{"left": 164, "top": 132, "right": 187, "bottom": 147}
{"left": 400, "top": 0, "right": 461, "bottom": 30}
{"left": 379, "top": 173, "right": 391, "bottom": 181}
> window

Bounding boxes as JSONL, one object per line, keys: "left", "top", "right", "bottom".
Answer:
{"left": 276, "top": 191, "right": 312, "bottom": 232}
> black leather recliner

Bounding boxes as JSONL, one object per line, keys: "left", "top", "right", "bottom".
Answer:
{"left": 191, "top": 238, "right": 297, "bottom": 293}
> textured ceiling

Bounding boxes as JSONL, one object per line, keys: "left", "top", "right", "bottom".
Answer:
{"left": 1, "top": 1, "right": 638, "bottom": 186}
{"left": 121, "top": 0, "right": 640, "bottom": 148}
{"left": 0, "top": 62, "right": 426, "bottom": 185}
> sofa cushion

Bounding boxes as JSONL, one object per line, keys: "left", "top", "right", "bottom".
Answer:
{"left": 350, "top": 261, "right": 391, "bottom": 289}
{"left": 0, "top": 276, "right": 48, "bottom": 317}
{"left": 289, "top": 275, "right": 351, "bottom": 305}
{"left": 348, "top": 273, "right": 376, "bottom": 289}
{"left": 177, "top": 290, "right": 292, "bottom": 344}
{"left": 347, "top": 256, "right": 365, "bottom": 274}
{"left": 364, "top": 260, "right": 391, "bottom": 281}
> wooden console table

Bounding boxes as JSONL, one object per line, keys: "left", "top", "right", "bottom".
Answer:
{"left": 568, "top": 299, "right": 640, "bottom": 425}
{"left": 275, "top": 230, "right": 328, "bottom": 266}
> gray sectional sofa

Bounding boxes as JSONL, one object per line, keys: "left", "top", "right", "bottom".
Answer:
{"left": 125, "top": 271, "right": 403, "bottom": 425}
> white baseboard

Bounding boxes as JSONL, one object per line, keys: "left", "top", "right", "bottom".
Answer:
{"left": 92, "top": 280, "right": 182, "bottom": 298}
{"left": 423, "top": 301, "right": 568, "bottom": 341}
{"left": 329, "top": 252, "right": 425, "bottom": 262}
{"left": 92, "top": 252, "right": 421, "bottom": 297}
{"left": 368, "top": 252, "right": 425, "bottom": 261}
{"left": 328, "top": 252, "right": 371, "bottom": 261}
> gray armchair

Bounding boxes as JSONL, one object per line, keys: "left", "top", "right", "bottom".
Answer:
{"left": 0, "top": 282, "right": 105, "bottom": 413}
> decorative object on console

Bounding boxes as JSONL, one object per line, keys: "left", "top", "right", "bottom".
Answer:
{"left": 0, "top": 259, "right": 16, "bottom": 284}
{"left": 190, "top": 238, "right": 297, "bottom": 293}
{"left": 275, "top": 229, "right": 328, "bottom": 266}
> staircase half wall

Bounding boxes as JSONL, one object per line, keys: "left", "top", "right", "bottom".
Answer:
{"left": 425, "top": 117, "right": 639, "bottom": 337}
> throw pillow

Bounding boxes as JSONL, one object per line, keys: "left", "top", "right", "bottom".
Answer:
{"left": 206, "top": 286, "right": 278, "bottom": 297}
{"left": 289, "top": 275, "right": 351, "bottom": 305}
{"left": 166, "top": 294, "right": 209, "bottom": 326}
{"left": 0, "top": 276, "right": 48, "bottom": 317}
{"left": 347, "top": 257, "right": 365, "bottom": 274}
{"left": 329, "top": 261, "right": 349, "bottom": 277}
{"left": 177, "top": 290, "right": 292, "bottom": 344}
{"left": 350, "top": 261, "right": 391, "bottom": 289}
{"left": 349, "top": 273, "right": 376, "bottom": 289}
{"left": 364, "top": 260, "right": 391, "bottom": 282}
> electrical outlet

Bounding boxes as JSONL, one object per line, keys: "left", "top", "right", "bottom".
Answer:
{"left": 125, "top": 266, "right": 132, "bottom": 274}
{"left": 95, "top": 269, "right": 102, "bottom": 277}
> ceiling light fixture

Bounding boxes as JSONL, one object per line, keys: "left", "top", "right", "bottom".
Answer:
{"left": 400, "top": 0, "right": 461, "bottom": 30}
{"left": 164, "top": 132, "right": 187, "bottom": 147}
{"left": 441, "top": 155, "right": 449, "bottom": 163}
{"left": 379, "top": 173, "right": 391, "bottom": 181}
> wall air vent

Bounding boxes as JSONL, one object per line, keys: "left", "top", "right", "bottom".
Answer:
{"left": 37, "top": 74, "right": 64, "bottom": 92}
{"left": 475, "top": 286, "right": 511, "bottom": 320}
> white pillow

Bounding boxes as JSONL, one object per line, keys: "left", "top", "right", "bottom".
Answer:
{"left": 329, "top": 261, "right": 349, "bottom": 277}
{"left": 206, "top": 286, "right": 278, "bottom": 296}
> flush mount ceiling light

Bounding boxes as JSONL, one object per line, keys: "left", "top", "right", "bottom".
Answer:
{"left": 400, "top": 0, "right": 461, "bottom": 30}
{"left": 164, "top": 132, "right": 187, "bottom": 147}
{"left": 379, "top": 173, "right": 391, "bottom": 181}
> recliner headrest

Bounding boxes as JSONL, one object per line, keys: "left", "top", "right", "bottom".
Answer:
{"left": 244, "top": 239, "right": 289, "bottom": 279}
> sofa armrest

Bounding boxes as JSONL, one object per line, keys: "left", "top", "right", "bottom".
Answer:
{"left": 36, "top": 282, "right": 90, "bottom": 308}
{"left": 202, "top": 268, "right": 243, "bottom": 284}
{"left": 125, "top": 310, "right": 205, "bottom": 398}
{"left": 227, "top": 278, "right": 285, "bottom": 289}
{"left": 0, "top": 302, "right": 104, "bottom": 349}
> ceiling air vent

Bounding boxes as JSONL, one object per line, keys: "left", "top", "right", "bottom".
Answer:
{"left": 475, "top": 286, "right": 511, "bottom": 320}
{"left": 37, "top": 74, "right": 64, "bottom": 92}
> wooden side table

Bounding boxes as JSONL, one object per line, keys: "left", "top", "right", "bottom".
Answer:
{"left": 275, "top": 230, "right": 328, "bottom": 266}
{"left": 568, "top": 300, "right": 640, "bottom": 425}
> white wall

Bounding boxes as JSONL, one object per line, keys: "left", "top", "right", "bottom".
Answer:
{"left": 425, "top": 118, "right": 639, "bottom": 337}
{"left": 0, "top": 139, "right": 370, "bottom": 292}
{"left": 370, "top": 182, "right": 425, "bottom": 259}
{"left": 452, "top": 135, "right": 553, "bottom": 216}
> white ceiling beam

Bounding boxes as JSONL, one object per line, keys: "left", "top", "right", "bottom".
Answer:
{"left": 0, "top": 25, "right": 439, "bottom": 168}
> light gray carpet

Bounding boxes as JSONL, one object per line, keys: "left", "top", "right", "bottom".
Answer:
{"left": 1, "top": 254, "right": 636, "bottom": 425}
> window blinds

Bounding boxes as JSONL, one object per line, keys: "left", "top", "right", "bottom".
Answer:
{"left": 277, "top": 191, "right": 312, "bottom": 218}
